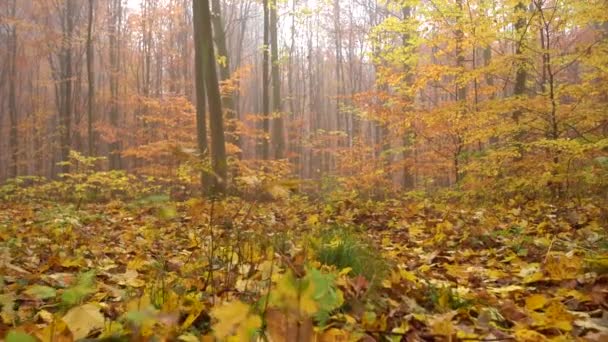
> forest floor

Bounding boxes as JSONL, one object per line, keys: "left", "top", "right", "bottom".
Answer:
{"left": 1, "top": 194, "right": 608, "bottom": 341}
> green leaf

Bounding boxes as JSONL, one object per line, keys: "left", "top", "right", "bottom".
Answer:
{"left": 305, "top": 268, "right": 344, "bottom": 325}
{"left": 61, "top": 271, "right": 96, "bottom": 306}
{"left": 5, "top": 330, "right": 37, "bottom": 342}
{"left": 24, "top": 285, "right": 57, "bottom": 300}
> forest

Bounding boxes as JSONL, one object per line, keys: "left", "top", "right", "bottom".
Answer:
{"left": 0, "top": 0, "right": 607, "bottom": 340}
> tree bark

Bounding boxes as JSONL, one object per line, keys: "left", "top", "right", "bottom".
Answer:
{"left": 8, "top": 0, "right": 18, "bottom": 178}
{"left": 197, "top": 0, "right": 228, "bottom": 194}
{"left": 261, "top": 0, "right": 270, "bottom": 159}
{"left": 192, "top": 0, "right": 211, "bottom": 191}
{"left": 58, "top": 0, "right": 76, "bottom": 174}
{"left": 108, "top": 0, "right": 122, "bottom": 170}
{"left": 270, "top": 0, "right": 284, "bottom": 159}
{"left": 210, "top": 0, "right": 238, "bottom": 148}
{"left": 513, "top": 1, "right": 527, "bottom": 123}
{"left": 86, "top": 0, "right": 95, "bottom": 157}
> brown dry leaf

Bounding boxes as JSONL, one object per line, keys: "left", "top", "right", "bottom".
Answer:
{"left": 316, "top": 328, "right": 349, "bottom": 342}
{"left": 265, "top": 308, "right": 313, "bottom": 342}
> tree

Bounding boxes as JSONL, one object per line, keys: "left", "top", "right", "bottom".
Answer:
{"left": 261, "top": 0, "right": 270, "bottom": 160}
{"left": 108, "top": 0, "right": 122, "bottom": 170}
{"left": 192, "top": 0, "right": 210, "bottom": 191}
{"left": 8, "top": 0, "right": 18, "bottom": 178}
{"left": 86, "top": 0, "right": 95, "bottom": 157}
{"left": 194, "top": 0, "right": 228, "bottom": 194}
{"left": 210, "top": 0, "right": 238, "bottom": 147}
{"left": 270, "top": 0, "right": 284, "bottom": 159}
{"left": 53, "top": 0, "right": 78, "bottom": 175}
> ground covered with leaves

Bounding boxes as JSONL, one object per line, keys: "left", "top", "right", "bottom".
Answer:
{"left": 1, "top": 188, "right": 608, "bottom": 341}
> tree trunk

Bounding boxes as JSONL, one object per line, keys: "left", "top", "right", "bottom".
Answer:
{"left": 210, "top": 0, "right": 238, "bottom": 148}
{"left": 401, "top": 6, "right": 414, "bottom": 189}
{"left": 454, "top": 0, "right": 466, "bottom": 184}
{"left": 109, "top": 0, "right": 122, "bottom": 170}
{"left": 197, "top": 0, "right": 228, "bottom": 194}
{"left": 58, "top": 0, "right": 75, "bottom": 174}
{"left": 86, "top": 0, "right": 95, "bottom": 157}
{"left": 261, "top": 0, "right": 270, "bottom": 160}
{"left": 270, "top": 0, "right": 284, "bottom": 159}
{"left": 513, "top": 1, "right": 527, "bottom": 123}
{"left": 8, "top": 0, "right": 18, "bottom": 178}
{"left": 192, "top": 0, "right": 211, "bottom": 191}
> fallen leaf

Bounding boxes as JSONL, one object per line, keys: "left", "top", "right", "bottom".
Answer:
{"left": 62, "top": 303, "right": 105, "bottom": 340}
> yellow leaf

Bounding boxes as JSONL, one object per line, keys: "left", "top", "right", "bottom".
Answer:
{"left": 544, "top": 253, "right": 583, "bottom": 280}
{"left": 530, "top": 301, "right": 574, "bottom": 332}
{"left": 35, "top": 319, "right": 69, "bottom": 342}
{"left": 399, "top": 269, "right": 418, "bottom": 283}
{"left": 514, "top": 327, "right": 548, "bottom": 342}
{"left": 177, "top": 333, "right": 200, "bottom": 342}
{"left": 180, "top": 297, "right": 204, "bottom": 331}
{"left": 307, "top": 214, "right": 320, "bottom": 226}
{"left": 211, "top": 301, "right": 261, "bottom": 341}
{"left": 429, "top": 312, "right": 456, "bottom": 337}
{"left": 62, "top": 303, "right": 105, "bottom": 340}
{"left": 299, "top": 280, "right": 318, "bottom": 315}
{"left": 236, "top": 314, "right": 262, "bottom": 341}
{"left": 339, "top": 267, "right": 352, "bottom": 276}
{"left": 318, "top": 328, "right": 349, "bottom": 342}
{"left": 525, "top": 294, "right": 548, "bottom": 311}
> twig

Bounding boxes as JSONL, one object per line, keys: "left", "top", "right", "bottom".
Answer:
{"left": 544, "top": 235, "right": 557, "bottom": 264}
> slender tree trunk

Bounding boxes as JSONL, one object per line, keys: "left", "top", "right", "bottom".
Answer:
{"left": 59, "top": 0, "right": 75, "bottom": 174}
{"left": 86, "top": 0, "right": 95, "bottom": 156}
{"left": 261, "top": 0, "right": 270, "bottom": 159}
{"left": 210, "top": 0, "right": 238, "bottom": 147}
{"left": 109, "top": 0, "right": 122, "bottom": 170}
{"left": 401, "top": 6, "right": 414, "bottom": 189}
{"left": 333, "top": 0, "right": 344, "bottom": 146}
{"left": 513, "top": 1, "right": 527, "bottom": 123}
{"left": 8, "top": 0, "right": 18, "bottom": 178}
{"left": 270, "top": 0, "right": 284, "bottom": 159}
{"left": 192, "top": 0, "right": 211, "bottom": 191}
{"left": 288, "top": 0, "right": 298, "bottom": 168}
{"left": 182, "top": 0, "right": 191, "bottom": 99}
{"left": 453, "top": 0, "right": 466, "bottom": 184}
{"left": 198, "top": 0, "right": 227, "bottom": 194}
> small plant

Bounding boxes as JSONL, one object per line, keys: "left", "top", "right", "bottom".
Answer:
{"left": 314, "top": 226, "right": 389, "bottom": 287}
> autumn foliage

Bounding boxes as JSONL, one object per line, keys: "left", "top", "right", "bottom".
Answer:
{"left": 1, "top": 0, "right": 608, "bottom": 341}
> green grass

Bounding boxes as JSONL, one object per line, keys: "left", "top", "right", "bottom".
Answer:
{"left": 315, "top": 226, "right": 389, "bottom": 287}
